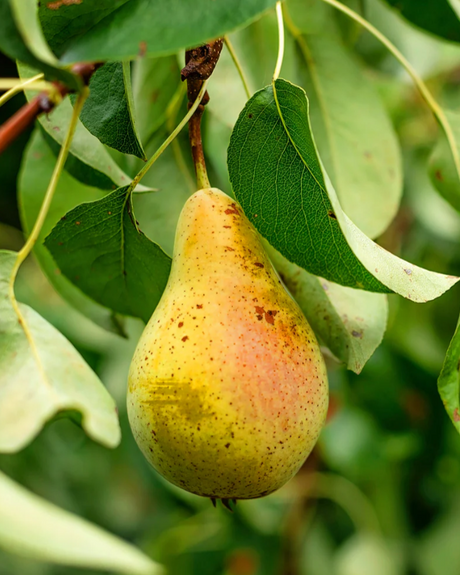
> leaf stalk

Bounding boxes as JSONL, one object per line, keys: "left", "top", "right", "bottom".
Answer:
{"left": 224, "top": 36, "right": 251, "bottom": 99}
{"left": 130, "top": 81, "right": 209, "bottom": 190}
{"left": 273, "top": 1, "right": 285, "bottom": 82}
{"left": 9, "top": 88, "right": 89, "bottom": 295}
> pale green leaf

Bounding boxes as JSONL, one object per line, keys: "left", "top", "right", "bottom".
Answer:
{"left": 429, "top": 110, "right": 460, "bottom": 213}
{"left": 335, "top": 534, "right": 401, "bottom": 575}
{"left": 9, "top": 0, "right": 57, "bottom": 65}
{"left": 0, "top": 250, "right": 121, "bottom": 452}
{"left": 17, "top": 62, "right": 144, "bottom": 190}
{"left": 0, "top": 470, "right": 162, "bottom": 575}
{"left": 438, "top": 315, "right": 460, "bottom": 434}
{"left": 0, "top": 1, "right": 78, "bottom": 89}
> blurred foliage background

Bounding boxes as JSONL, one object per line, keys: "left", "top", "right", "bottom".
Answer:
{"left": 2, "top": 0, "right": 460, "bottom": 574}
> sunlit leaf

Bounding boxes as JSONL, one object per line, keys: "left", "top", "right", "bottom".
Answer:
{"left": 334, "top": 534, "right": 400, "bottom": 575}
{"left": 44, "top": 187, "right": 171, "bottom": 323}
{"left": 0, "top": 470, "right": 162, "bottom": 575}
{"left": 9, "top": 0, "right": 57, "bottom": 65}
{"left": 0, "top": 250, "right": 121, "bottom": 452}
{"left": 0, "top": 0, "right": 78, "bottom": 89}
{"left": 17, "top": 63, "right": 143, "bottom": 190}
{"left": 228, "top": 79, "right": 458, "bottom": 302}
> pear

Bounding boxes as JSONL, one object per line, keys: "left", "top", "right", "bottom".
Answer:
{"left": 127, "top": 188, "right": 328, "bottom": 500}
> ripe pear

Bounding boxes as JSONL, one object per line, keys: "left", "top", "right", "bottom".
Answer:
{"left": 127, "top": 188, "right": 328, "bottom": 500}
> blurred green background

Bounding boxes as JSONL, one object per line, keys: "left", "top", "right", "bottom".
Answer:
{"left": 2, "top": 1, "right": 460, "bottom": 573}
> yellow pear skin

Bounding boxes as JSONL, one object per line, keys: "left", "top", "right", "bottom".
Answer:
{"left": 127, "top": 188, "right": 328, "bottom": 500}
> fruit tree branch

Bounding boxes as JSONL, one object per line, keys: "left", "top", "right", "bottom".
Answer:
{"left": 0, "top": 62, "right": 101, "bottom": 156}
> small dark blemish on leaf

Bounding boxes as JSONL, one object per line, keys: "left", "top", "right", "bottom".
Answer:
{"left": 139, "top": 41, "right": 147, "bottom": 57}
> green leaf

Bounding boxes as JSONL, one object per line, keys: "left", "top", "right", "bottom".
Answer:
{"left": 78, "top": 62, "right": 146, "bottom": 159}
{"left": 0, "top": 1, "right": 78, "bottom": 89}
{"left": 40, "top": 128, "right": 116, "bottom": 190}
{"left": 381, "top": 0, "right": 460, "bottom": 43}
{"left": 132, "top": 55, "right": 182, "bottom": 145}
{"left": 286, "top": 0, "right": 403, "bottom": 239}
{"left": 0, "top": 250, "right": 121, "bottom": 453}
{"left": 0, "top": 471, "right": 162, "bottom": 575}
{"left": 39, "top": 0, "right": 129, "bottom": 58}
{"left": 227, "top": 79, "right": 458, "bottom": 302}
{"left": 9, "top": 0, "right": 57, "bottom": 66}
{"left": 60, "top": 0, "right": 279, "bottom": 63}
{"left": 429, "top": 110, "right": 460, "bottom": 213}
{"left": 19, "top": 128, "right": 125, "bottom": 335}
{"left": 44, "top": 187, "right": 172, "bottom": 323}
{"left": 17, "top": 63, "right": 141, "bottom": 190}
{"left": 268, "top": 246, "right": 388, "bottom": 374}
{"left": 438, "top": 316, "right": 460, "bottom": 434}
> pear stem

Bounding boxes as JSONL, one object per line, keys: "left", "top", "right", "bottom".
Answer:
{"left": 188, "top": 104, "right": 210, "bottom": 189}
{"left": 181, "top": 39, "right": 223, "bottom": 191}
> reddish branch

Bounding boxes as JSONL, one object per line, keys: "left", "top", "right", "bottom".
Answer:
{"left": 0, "top": 62, "right": 101, "bottom": 155}
{"left": 181, "top": 39, "right": 223, "bottom": 187}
